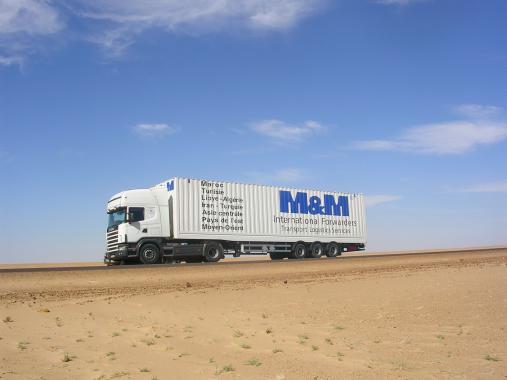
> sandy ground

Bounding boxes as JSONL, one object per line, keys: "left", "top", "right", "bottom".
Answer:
{"left": 1, "top": 249, "right": 506, "bottom": 379}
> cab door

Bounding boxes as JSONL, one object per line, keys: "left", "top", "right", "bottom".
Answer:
{"left": 127, "top": 206, "right": 161, "bottom": 242}
{"left": 126, "top": 207, "right": 146, "bottom": 243}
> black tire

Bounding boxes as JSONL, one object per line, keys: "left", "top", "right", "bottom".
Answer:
{"left": 309, "top": 242, "right": 323, "bottom": 258}
{"left": 290, "top": 243, "right": 306, "bottom": 259}
{"left": 325, "top": 242, "right": 341, "bottom": 258}
{"left": 203, "top": 242, "right": 223, "bottom": 263}
{"left": 269, "top": 252, "right": 285, "bottom": 260}
{"left": 139, "top": 243, "right": 161, "bottom": 264}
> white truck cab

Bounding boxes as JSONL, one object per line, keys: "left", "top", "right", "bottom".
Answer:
{"left": 106, "top": 189, "right": 163, "bottom": 263}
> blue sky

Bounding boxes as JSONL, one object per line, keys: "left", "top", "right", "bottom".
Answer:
{"left": 1, "top": 0, "right": 506, "bottom": 263}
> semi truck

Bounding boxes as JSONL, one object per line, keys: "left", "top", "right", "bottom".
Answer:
{"left": 104, "top": 177, "right": 366, "bottom": 265}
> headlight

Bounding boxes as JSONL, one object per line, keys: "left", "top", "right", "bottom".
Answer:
{"left": 118, "top": 244, "right": 128, "bottom": 256}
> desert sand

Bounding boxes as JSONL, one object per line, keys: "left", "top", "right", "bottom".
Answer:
{"left": 1, "top": 249, "right": 506, "bottom": 379}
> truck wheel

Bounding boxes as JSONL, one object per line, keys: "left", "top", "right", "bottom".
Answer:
{"left": 139, "top": 244, "right": 161, "bottom": 264}
{"left": 309, "top": 242, "right": 323, "bottom": 258}
{"left": 269, "top": 252, "right": 285, "bottom": 260}
{"left": 325, "top": 242, "right": 341, "bottom": 258}
{"left": 290, "top": 243, "right": 306, "bottom": 259}
{"left": 203, "top": 242, "right": 223, "bottom": 263}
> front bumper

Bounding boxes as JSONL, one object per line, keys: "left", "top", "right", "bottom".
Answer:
{"left": 104, "top": 244, "right": 129, "bottom": 264}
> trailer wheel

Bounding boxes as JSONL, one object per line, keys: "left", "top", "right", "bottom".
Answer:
{"left": 290, "top": 243, "right": 306, "bottom": 259}
{"left": 309, "top": 242, "right": 323, "bottom": 258}
{"left": 139, "top": 243, "right": 161, "bottom": 264}
{"left": 203, "top": 242, "right": 223, "bottom": 263}
{"left": 325, "top": 242, "right": 341, "bottom": 258}
{"left": 269, "top": 252, "right": 285, "bottom": 260}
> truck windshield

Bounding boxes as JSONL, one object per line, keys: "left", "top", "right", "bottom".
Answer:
{"left": 108, "top": 208, "right": 126, "bottom": 228}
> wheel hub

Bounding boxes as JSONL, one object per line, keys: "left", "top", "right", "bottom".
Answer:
{"left": 144, "top": 249, "right": 155, "bottom": 260}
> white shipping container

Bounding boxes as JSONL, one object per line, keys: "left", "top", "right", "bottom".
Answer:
{"left": 155, "top": 177, "right": 366, "bottom": 244}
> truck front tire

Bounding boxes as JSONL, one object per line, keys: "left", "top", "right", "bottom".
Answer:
{"left": 203, "top": 242, "right": 223, "bottom": 263}
{"left": 139, "top": 244, "right": 161, "bottom": 264}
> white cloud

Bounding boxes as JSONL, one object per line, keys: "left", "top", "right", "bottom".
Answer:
{"left": 355, "top": 121, "right": 507, "bottom": 155}
{"left": 0, "top": 55, "right": 22, "bottom": 66}
{"left": 376, "top": 0, "right": 424, "bottom": 5}
{"left": 0, "top": 148, "right": 11, "bottom": 161}
{"left": 453, "top": 104, "right": 502, "bottom": 119}
{"left": 0, "top": 0, "right": 63, "bottom": 66}
{"left": 86, "top": 26, "right": 139, "bottom": 57}
{"left": 0, "top": 0, "right": 62, "bottom": 35}
{"left": 246, "top": 168, "right": 307, "bottom": 184}
{"left": 76, "top": 0, "right": 322, "bottom": 30}
{"left": 0, "top": 1, "right": 325, "bottom": 63}
{"left": 75, "top": 0, "right": 324, "bottom": 53}
{"left": 133, "top": 123, "right": 177, "bottom": 137}
{"left": 251, "top": 119, "right": 324, "bottom": 143}
{"left": 463, "top": 181, "right": 507, "bottom": 193}
{"left": 272, "top": 168, "right": 306, "bottom": 182}
{"left": 365, "top": 195, "right": 401, "bottom": 207}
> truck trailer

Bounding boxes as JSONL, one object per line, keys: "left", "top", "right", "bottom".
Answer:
{"left": 105, "top": 177, "right": 366, "bottom": 264}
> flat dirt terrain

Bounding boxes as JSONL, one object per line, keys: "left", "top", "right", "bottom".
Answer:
{"left": 1, "top": 249, "right": 506, "bottom": 379}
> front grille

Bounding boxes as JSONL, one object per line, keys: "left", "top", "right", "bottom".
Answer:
{"left": 106, "top": 229, "right": 119, "bottom": 253}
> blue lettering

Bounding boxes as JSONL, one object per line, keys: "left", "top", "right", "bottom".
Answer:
{"left": 323, "top": 194, "right": 349, "bottom": 216}
{"left": 308, "top": 195, "right": 324, "bottom": 215}
{"left": 279, "top": 191, "right": 308, "bottom": 214}
{"left": 279, "top": 191, "right": 349, "bottom": 216}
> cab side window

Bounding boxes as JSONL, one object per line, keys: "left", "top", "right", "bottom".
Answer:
{"left": 129, "top": 207, "right": 145, "bottom": 222}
